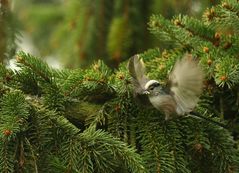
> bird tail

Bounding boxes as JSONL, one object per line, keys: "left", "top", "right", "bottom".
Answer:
{"left": 190, "top": 111, "right": 227, "bottom": 129}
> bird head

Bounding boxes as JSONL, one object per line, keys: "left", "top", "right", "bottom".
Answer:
{"left": 143, "top": 80, "right": 161, "bottom": 95}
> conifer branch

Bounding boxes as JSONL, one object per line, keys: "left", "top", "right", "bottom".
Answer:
{"left": 173, "top": 16, "right": 216, "bottom": 45}
{"left": 16, "top": 51, "right": 52, "bottom": 83}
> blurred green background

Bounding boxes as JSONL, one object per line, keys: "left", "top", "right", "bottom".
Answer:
{"left": 13, "top": 0, "right": 218, "bottom": 68}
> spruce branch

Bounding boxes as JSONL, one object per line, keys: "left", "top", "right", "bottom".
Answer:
{"left": 0, "top": 91, "right": 29, "bottom": 137}
{"left": 0, "top": 138, "right": 16, "bottom": 173}
{"left": 63, "top": 60, "right": 115, "bottom": 101}
{"left": 85, "top": 103, "right": 109, "bottom": 127}
{"left": 24, "top": 138, "right": 38, "bottom": 173}
{"left": 149, "top": 15, "right": 190, "bottom": 48}
{"left": 173, "top": 15, "right": 216, "bottom": 45}
{"left": 78, "top": 127, "right": 147, "bottom": 173}
{"left": 16, "top": 51, "right": 53, "bottom": 83}
{"left": 204, "top": 1, "right": 239, "bottom": 34}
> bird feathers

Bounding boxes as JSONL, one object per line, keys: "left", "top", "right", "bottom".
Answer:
{"left": 128, "top": 55, "right": 149, "bottom": 93}
{"left": 128, "top": 54, "right": 204, "bottom": 116}
{"left": 169, "top": 54, "right": 203, "bottom": 114}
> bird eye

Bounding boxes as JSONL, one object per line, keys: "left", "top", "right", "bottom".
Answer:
{"left": 155, "top": 83, "right": 160, "bottom": 87}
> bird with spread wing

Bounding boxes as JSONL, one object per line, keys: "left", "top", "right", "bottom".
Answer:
{"left": 128, "top": 54, "right": 228, "bottom": 128}
{"left": 128, "top": 54, "right": 204, "bottom": 120}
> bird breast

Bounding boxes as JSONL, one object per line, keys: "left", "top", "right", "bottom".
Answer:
{"left": 149, "top": 95, "right": 177, "bottom": 116}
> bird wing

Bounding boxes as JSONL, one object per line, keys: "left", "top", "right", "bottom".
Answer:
{"left": 128, "top": 55, "right": 152, "bottom": 106}
{"left": 168, "top": 54, "right": 204, "bottom": 115}
{"left": 128, "top": 55, "right": 150, "bottom": 94}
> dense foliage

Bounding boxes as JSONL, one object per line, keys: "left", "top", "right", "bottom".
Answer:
{"left": 1, "top": 0, "right": 239, "bottom": 172}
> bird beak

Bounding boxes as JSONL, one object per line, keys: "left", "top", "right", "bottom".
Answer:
{"left": 142, "top": 90, "right": 150, "bottom": 95}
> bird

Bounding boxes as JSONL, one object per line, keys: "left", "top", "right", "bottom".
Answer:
{"left": 128, "top": 54, "right": 228, "bottom": 129}
{"left": 128, "top": 54, "right": 204, "bottom": 120}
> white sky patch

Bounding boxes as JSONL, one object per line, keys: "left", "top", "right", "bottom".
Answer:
{"left": 45, "top": 55, "right": 62, "bottom": 69}
{"left": 191, "top": 1, "right": 202, "bottom": 13}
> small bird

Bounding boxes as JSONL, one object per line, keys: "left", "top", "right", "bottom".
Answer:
{"left": 128, "top": 54, "right": 204, "bottom": 120}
